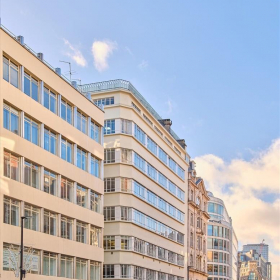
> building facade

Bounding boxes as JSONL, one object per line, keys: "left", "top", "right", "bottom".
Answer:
{"left": 187, "top": 161, "right": 210, "bottom": 280}
{"left": 0, "top": 26, "right": 104, "bottom": 279}
{"left": 81, "top": 79, "right": 190, "bottom": 280}
{"left": 207, "top": 192, "right": 238, "bottom": 280}
{"left": 242, "top": 244, "right": 269, "bottom": 262}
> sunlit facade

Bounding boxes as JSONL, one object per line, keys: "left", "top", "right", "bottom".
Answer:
{"left": 0, "top": 26, "right": 104, "bottom": 280}
{"left": 207, "top": 192, "right": 238, "bottom": 280}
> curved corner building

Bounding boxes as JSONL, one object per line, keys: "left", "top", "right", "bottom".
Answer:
{"left": 207, "top": 192, "right": 238, "bottom": 280}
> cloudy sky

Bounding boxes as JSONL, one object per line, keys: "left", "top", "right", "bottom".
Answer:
{"left": 1, "top": 0, "right": 279, "bottom": 277}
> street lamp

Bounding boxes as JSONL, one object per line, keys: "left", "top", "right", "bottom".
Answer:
{"left": 20, "top": 216, "right": 32, "bottom": 280}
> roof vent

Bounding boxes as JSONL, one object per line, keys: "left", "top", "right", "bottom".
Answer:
{"left": 55, "top": 68, "right": 61, "bottom": 76}
{"left": 159, "top": 119, "right": 172, "bottom": 132}
{"left": 71, "top": 81, "right": 77, "bottom": 89}
{"left": 177, "top": 139, "right": 187, "bottom": 149}
{"left": 37, "top": 53, "right": 44, "bottom": 61}
{"left": 17, "top": 35, "right": 24, "bottom": 45}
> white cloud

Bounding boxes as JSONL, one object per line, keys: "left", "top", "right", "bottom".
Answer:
{"left": 138, "top": 60, "right": 149, "bottom": 70}
{"left": 91, "top": 40, "right": 117, "bottom": 72}
{"left": 166, "top": 99, "right": 174, "bottom": 114}
{"left": 194, "top": 139, "right": 280, "bottom": 279}
{"left": 63, "top": 39, "right": 87, "bottom": 67}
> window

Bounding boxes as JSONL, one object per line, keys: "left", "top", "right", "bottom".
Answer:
{"left": 3, "top": 104, "right": 20, "bottom": 135}
{"left": 158, "top": 247, "right": 167, "bottom": 260}
{"left": 147, "top": 191, "right": 157, "bottom": 206}
{"left": 121, "top": 178, "right": 130, "bottom": 192}
{"left": 190, "top": 232, "right": 194, "bottom": 247}
{"left": 177, "top": 166, "right": 185, "bottom": 179}
{"left": 77, "top": 148, "right": 87, "bottom": 171}
{"left": 90, "top": 156, "right": 100, "bottom": 177}
{"left": 24, "top": 160, "right": 39, "bottom": 189}
{"left": 134, "top": 181, "right": 145, "bottom": 198}
{"left": 61, "top": 100, "right": 73, "bottom": 125}
{"left": 134, "top": 267, "right": 144, "bottom": 280}
{"left": 104, "top": 207, "right": 115, "bottom": 221}
{"left": 61, "top": 216, "right": 73, "bottom": 240}
{"left": 104, "top": 178, "right": 115, "bottom": 192}
{"left": 24, "top": 72, "right": 39, "bottom": 101}
{"left": 134, "top": 124, "right": 145, "bottom": 145}
{"left": 44, "top": 128, "right": 57, "bottom": 155}
{"left": 159, "top": 148, "right": 167, "bottom": 164}
{"left": 44, "top": 169, "right": 57, "bottom": 196}
{"left": 169, "top": 157, "right": 177, "bottom": 172}
{"left": 146, "top": 243, "right": 156, "bottom": 258}
{"left": 44, "top": 210, "right": 56, "bottom": 236}
{"left": 190, "top": 213, "right": 194, "bottom": 226}
{"left": 94, "top": 97, "right": 114, "bottom": 106}
{"left": 121, "top": 148, "right": 132, "bottom": 163}
{"left": 159, "top": 198, "right": 167, "bottom": 212}
{"left": 61, "top": 138, "right": 73, "bottom": 163}
{"left": 177, "top": 254, "right": 184, "bottom": 266}
{"left": 190, "top": 254, "right": 193, "bottom": 266}
{"left": 4, "top": 151, "right": 20, "bottom": 181}
{"left": 4, "top": 197, "right": 20, "bottom": 226}
{"left": 146, "top": 269, "right": 156, "bottom": 280}
{"left": 104, "top": 119, "right": 115, "bottom": 135}
{"left": 121, "top": 265, "right": 129, "bottom": 278}
{"left": 158, "top": 272, "right": 167, "bottom": 280}
{"left": 168, "top": 251, "right": 176, "bottom": 263}
{"left": 77, "top": 111, "right": 87, "bottom": 134}
{"left": 121, "top": 206, "right": 129, "bottom": 220}
{"left": 90, "top": 226, "right": 101, "bottom": 247}
{"left": 104, "top": 149, "right": 115, "bottom": 163}
{"left": 24, "top": 116, "right": 39, "bottom": 145}
{"left": 134, "top": 238, "right": 145, "bottom": 254}
{"left": 190, "top": 190, "right": 194, "bottom": 201}
{"left": 44, "top": 87, "right": 57, "bottom": 114}
{"left": 131, "top": 102, "right": 141, "bottom": 113}
{"left": 43, "top": 252, "right": 57, "bottom": 276}
{"left": 121, "top": 119, "right": 132, "bottom": 134}
{"left": 60, "top": 255, "right": 73, "bottom": 279}
{"left": 77, "top": 185, "right": 87, "bottom": 208}
{"left": 3, "top": 56, "right": 18, "bottom": 88}
{"left": 90, "top": 121, "right": 100, "bottom": 143}
{"left": 147, "top": 164, "right": 157, "bottom": 180}
{"left": 76, "top": 258, "right": 87, "bottom": 280}
{"left": 90, "top": 262, "right": 101, "bottom": 280}
{"left": 103, "top": 264, "right": 114, "bottom": 279}
{"left": 168, "top": 181, "right": 176, "bottom": 195}
{"left": 143, "top": 114, "right": 153, "bottom": 126}
{"left": 104, "top": 236, "right": 115, "bottom": 250}
{"left": 197, "top": 217, "right": 201, "bottom": 228}
{"left": 76, "top": 221, "right": 87, "bottom": 244}
{"left": 121, "top": 236, "right": 129, "bottom": 250}
{"left": 134, "top": 153, "right": 145, "bottom": 172}
{"left": 61, "top": 178, "right": 74, "bottom": 202}
{"left": 24, "top": 204, "right": 40, "bottom": 231}
{"left": 90, "top": 191, "right": 101, "bottom": 213}
{"left": 158, "top": 173, "right": 167, "bottom": 188}
{"left": 147, "top": 137, "right": 157, "bottom": 155}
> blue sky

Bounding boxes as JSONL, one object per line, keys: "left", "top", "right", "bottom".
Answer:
{"left": 1, "top": 0, "right": 279, "bottom": 161}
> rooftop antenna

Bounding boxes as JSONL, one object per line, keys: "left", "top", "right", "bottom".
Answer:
{"left": 59, "top": 60, "right": 74, "bottom": 81}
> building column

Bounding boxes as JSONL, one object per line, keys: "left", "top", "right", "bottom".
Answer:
{"left": 73, "top": 219, "right": 77, "bottom": 242}
{"left": 87, "top": 259, "right": 91, "bottom": 280}
{"left": 57, "top": 254, "right": 61, "bottom": 277}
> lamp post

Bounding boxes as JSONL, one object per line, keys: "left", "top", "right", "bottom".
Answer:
{"left": 20, "top": 216, "right": 31, "bottom": 280}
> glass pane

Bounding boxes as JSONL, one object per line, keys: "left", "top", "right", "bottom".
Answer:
{"left": 24, "top": 120, "right": 31, "bottom": 141}
{"left": 61, "top": 102, "right": 66, "bottom": 120}
{"left": 31, "top": 80, "right": 39, "bottom": 101}
{"left": 3, "top": 58, "right": 9, "bottom": 81}
{"left": 10, "top": 67, "right": 18, "bottom": 88}
{"left": 24, "top": 76, "right": 31, "bottom": 96}
{"left": 44, "top": 91, "right": 49, "bottom": 109}
{"left": 11, "top": 113, "right": 19, "bottom": 134}
{"left": 3, "top": 108, "right": 10, "bottom": 130}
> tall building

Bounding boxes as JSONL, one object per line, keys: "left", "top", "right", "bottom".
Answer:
{"left": 206, "top": 192, "right": 238, "bottom": 280}
{"left": 187, "top": 161, "right": 210, "bottom": 280}
{"left": 242, "top": 243, "right": 269, "bottom": 262}
{"left": 238, "top": 249, "right": 271, "bottom": 280}
{"left": 0, "top": 25, "right": 104, "bottom": 279}
{"left": 81, "top": 79, "right": 190, "bottom": 280}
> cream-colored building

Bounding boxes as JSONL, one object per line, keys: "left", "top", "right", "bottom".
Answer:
{"left": 81, "top": 80, "right": 190, "bottom": 280}
{"left": 0, "top": 26, "right": 104, "bottom": 279}
{"left": 187, "top": 161, "right": 210, "bottom": 280}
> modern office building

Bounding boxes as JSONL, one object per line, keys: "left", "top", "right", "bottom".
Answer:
{"left": 238, "top": 250, "right": 271, "bottom": 280}
{"left": 0, "top": 25, "right": 104, "bottom": 279}
{"left": 242, "top": 243, "right": 269, "bottom": 262}
{"left": 206, "top": 192, "right": 238, "bottom": 280}
{"left": 81, "top": 80, "right": 189, "bottom": 280}
{"left": 187, "top": 161, "right": 210, "bottom": 280}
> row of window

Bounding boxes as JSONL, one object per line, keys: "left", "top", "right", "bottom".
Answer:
{"left": 3, "top": 104, "right": 101, "bottom": 177}
{"left": 93, "top": 97, "right": 114, "bottom": 107}
{"left": 207, "top": 238, "right": 230, "bottom": 252}
{"left": 3, "top": 56, "right": 102, "bottom": 143}
{"left": 104, "top": 148, "right": 185, "bottom": 201}
{"left": 189, "top": 232, "right": 206, "bottom": 253}
{"left": 189, "top": 254, "right": 207, "bottom": 272}
{"left": 208, "top": 202, "right": 224, "bottom": 215}
{"left": 207, "top": 251, "right": 230, "bottom": 264}
{"left": 4, "top": 151, "right": 102, "bottom": 212}
{"left": 4, "top": 243, "right": 101, "bottom": 279}
{"left": 104, "top": 119, "right": 185, "bottom": 179}
{"left": 104, "top": 177, "right": 184, "bottom": 223}
{"left": 4, "top": 196, "right": 102, "bottom": 246}
{"left": 103, "top": 264, "right": 184, "bottom": 280}
{"left": 103, "top": 235, "right": 184, "bottom": 267}
{"left": 207, "top": 264, "right": 229, "bottom": 277}
{"left": 103, "top": 207, "right": 184, "bottom": 245}
{"left": 207, "top": 225, "right": 230, "bottom": 239}
{"left": 190, "top": 213, "right": 207, "bottom": 232}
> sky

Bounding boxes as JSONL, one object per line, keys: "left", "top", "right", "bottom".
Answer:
{"left": 1, "top": 0, "right": 279, "bottom": 277}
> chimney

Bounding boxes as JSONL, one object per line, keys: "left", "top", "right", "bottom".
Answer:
{"left": 71, "top": 81, "right": 77, "bottom": 89}
{"left": 177, "top": 139, "right": 187, "bottom": 149}
{"left": 17, "top": 35, "right": 24, "bottom": 45}
{"left": 159, "top": 119, "right": 172, "bottom": 132}
{"left": 37, "top": 53, "right": 44, "bottom": 60}
{"left": 55, "top": 68, "right": 61, "bottom": 76}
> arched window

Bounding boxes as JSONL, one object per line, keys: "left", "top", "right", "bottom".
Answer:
{"left": 190, "top": 213, "right": 193, "bottom": 226}
{"left": 190, "top": 232, "right": 193, "bottom": 247}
